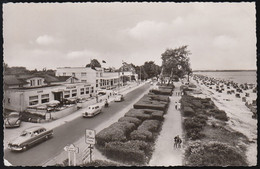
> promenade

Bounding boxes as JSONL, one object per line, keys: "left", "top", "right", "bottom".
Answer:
{"left": 149, "top": 81, "right": 183, "bottom": 166}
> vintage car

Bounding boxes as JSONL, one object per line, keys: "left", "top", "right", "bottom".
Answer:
{"left": 82, "top": 104, "right": 102, "bottom": 117}
{"left": 4, "top": 112, "right": 21, "bottom": 128}
{"left": 115, "top": 94, "right": 124, "bottom": 102}
{"left": 8, "top": 126, "right": 53, "bottom": 151}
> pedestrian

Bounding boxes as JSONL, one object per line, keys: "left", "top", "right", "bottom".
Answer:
{"left": 177, "top": 102, "right": 181, "bottom": 110}
{"left": 96, "top": 95, "right": 99, "bottom": 103}
{"left": 174, "top": 135, "right": 180, "bottom": 148}
{"left": 175, "top": 102, "right": 178, "bottom": 110}
{"left": 177, "top": 137, "right": 182, "bottom": 148}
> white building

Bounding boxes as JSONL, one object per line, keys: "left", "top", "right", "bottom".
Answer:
{"left": 4, "top": 74, "right": 95, "bottom": 112}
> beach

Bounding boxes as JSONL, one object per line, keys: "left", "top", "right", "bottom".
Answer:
{"left": 188, "top": 75, "right": 257, "bottom": 166}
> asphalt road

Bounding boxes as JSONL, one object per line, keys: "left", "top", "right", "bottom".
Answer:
{"left": 4, "top": 83, "right": 150, "bottom": 166}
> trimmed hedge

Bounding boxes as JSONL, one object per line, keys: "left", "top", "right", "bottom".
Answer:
{"left": 125, "top": 109, "right": 151, "bottom": 121}
{"left": 145, "top": 94, "right": 170, "bottom": 102}
{"left": 130, "top": 130, "right": 153, "bottom": 141}
{"left": 149, "top": 89, "right": 172, "bottom": 96}
{"left": 138, "top": 120, "right": 160, "bottom": 132}
{"left": 104, "top": 140, "right": 151, "bottom": 165}
{"left": 183, "top": 106, "right": 195, "bottom": 116}
{"left": 96, "top": 121, "right": 136, "bottom": 146}
{"left": 118, "top": 116, "right": 142, "bottom": 126}
{"left": 133, "top": 100, "right": 167, "bottom": 111}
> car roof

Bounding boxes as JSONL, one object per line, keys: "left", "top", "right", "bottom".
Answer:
{"left": 23, "top": 126, "right": 45, "bottom": 132}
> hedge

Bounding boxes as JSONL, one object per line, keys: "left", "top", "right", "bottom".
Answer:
{"left": 130, "top": 129, "right": 153, "bottom": 142}
{"left": 124, "top": 109, "right": 151, "bottom": 121}
{"left": 149, "top": 89, "right": 172, "bottom": 96}
{"left": 118, "top": 116, "right": 142, "bottom": 127}
{"left": 96, "top": 121, "right": 136, "bottom": 146}
{"left": 104, "top": 140, "right": 151, "bottom": 165}
{"left": 182, "top": 106, "right": 195, "bottom": 116}
{"left": 138, "top": 120, "right": 160, "bottom": 132}
{"left": 133, "top": 100, "right": 168, "bottom": 111}
{"left": 145, "top": 94, "right": 170, "bottom": 102}
{"left": 209, "top": 109, "right": 229, "bottom": 121}
{"left": 185, "top": 141, "right": 247, "bottom": 166}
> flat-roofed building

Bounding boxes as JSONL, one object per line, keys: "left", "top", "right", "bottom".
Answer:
{"left": 4, "top": 73, "right": 95, "bottom": 112}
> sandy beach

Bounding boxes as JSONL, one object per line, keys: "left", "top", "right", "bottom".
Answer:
{"left": 189, "top": 77, "right": 257, "bottom": 166}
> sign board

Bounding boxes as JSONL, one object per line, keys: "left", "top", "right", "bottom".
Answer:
{"left": 64, "top": 144, "right": 79, "bottom": 153}
{"left": 85, "top": 129, "right": 96, "bottom": 145}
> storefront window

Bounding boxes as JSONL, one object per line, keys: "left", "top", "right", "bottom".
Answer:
{"left": 41, "top": 94, "right": 49, "bottom": 103}
{"left": 72, "top": 89, "right": 77, "bottom": 97}
{"left": 81, "top": 72, "right": 87, "bottom": 76}
{"left": 29, "top": 95, "right": 38, "bottom": 105}
{"left": 64, "top": 90, "right": 70, "bottom": 98}
{"left": 85, "top": 87, "right": 89, "bottom": 94}
{"left": 80, "top": 88, "right": 84, "bottom": 95}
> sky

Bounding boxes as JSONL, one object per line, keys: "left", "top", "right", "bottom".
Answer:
{"left": 3, "top": 2, "right": 257, "bottom": 70}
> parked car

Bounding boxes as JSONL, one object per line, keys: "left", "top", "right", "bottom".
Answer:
{"left": 4, "top": 112, "right": 21, "bottom": 128}
{"left": 8, "top": 126, "right": 53, "bottom": 151}
{"left": 82, "top": 104, "right": 102, "bottom": 117}
{"left": 115, "top": 94, "right": 124, "bottom": 102}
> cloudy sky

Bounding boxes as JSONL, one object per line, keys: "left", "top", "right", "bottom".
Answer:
{"left": 3, "top": 2, "right": 256, "bottom": 70}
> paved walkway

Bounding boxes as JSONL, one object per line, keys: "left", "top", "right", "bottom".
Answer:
{"left": 149, "top": 82, "right": 184, "bottom": 166}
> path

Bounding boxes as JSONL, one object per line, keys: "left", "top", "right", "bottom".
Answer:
{"left": 149, "top": 82, "right": 184, "bottom": 166}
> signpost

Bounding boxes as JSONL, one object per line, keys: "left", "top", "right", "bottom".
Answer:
{"left": 64, "top": 144, "right": 79, "bottom": 166}
{"left": 84, "top": 129, "right": 96, "bottom": 164}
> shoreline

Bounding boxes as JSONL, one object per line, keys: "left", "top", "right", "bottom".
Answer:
{"left": 188, "top": 77, "right": 257, "bottom": 166}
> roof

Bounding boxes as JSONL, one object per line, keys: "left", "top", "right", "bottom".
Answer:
{"left": 4, "top": 75, "right": 28, "bottom": 85}
{"left": 56, "top": 76, "right": 79, "bottom": 82}
{"left": 23, "top": 126, "right": 45, "bottom": 132}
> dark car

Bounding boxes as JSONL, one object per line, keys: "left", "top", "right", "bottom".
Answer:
{"left": 8, "top": 126, "right": 53, "bottom": 151}
{"left": 4, "top": 112, "right": 21, "bottom": 128}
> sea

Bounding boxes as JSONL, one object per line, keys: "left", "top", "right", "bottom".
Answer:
{"left": 193, "top": 71, "right": 257, "bottom": 85}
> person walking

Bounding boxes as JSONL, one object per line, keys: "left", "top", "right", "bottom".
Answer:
{"left": 96, "top": 95, "right": 99, "bottom": 103}
{"left": 175, "top": 102, "right": 178, "bottom": 110}
{"left": 177, "top": 102, "right": 181, "bottom": 110}
{"left": 174, "top": 135, "right": 179, "bottom": 148}
{"left": 177, "top": 137, "right": 182, "bottom": 148}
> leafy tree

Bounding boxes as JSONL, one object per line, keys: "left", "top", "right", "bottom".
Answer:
{"left": 136, "top": 66, "right": 148, "bottom": 80}
{"left": 143, "top": 61, "right": 161, "bottom": 79}
{"left": 86, "top": 59, "right": 101, "bottom": 69}
{"left": 161, "top": 45, "right": 192, "bottom": 82}
{"left": 4, "top": 66, "right": 30, "bottom": 75}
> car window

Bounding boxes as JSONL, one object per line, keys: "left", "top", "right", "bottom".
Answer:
{"left": 20, "top": 131, "right": 28, "bottom": 136}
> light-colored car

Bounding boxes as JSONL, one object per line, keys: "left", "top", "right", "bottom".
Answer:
{"left": 82, "top": 104, "right": 102, "bottom": 117}
{"left": 115, "top": 94, "right": 124, "bottom": 102}
{"left": 4, "top": 112, "right": 21, "bottom": 128}
{"left": 8, "top": 126, "right": 53, "bottom": 151}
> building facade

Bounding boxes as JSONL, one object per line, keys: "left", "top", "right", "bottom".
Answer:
{"left": 4, "top": 74, "right": 95, "bottom": 112}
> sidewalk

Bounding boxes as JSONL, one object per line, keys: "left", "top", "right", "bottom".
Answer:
{"left": 3, "top": 81, "right": 145, "bottom": 150}
{"left": 149, "top": 82, "right": 184, "bottom": 166}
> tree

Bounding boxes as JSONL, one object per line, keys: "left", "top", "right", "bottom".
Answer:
{"left": 86, "top": 59, "right": 101, "bottom": 69}
{"left": 142, "top": 61, "right": 161, "bottom": 79}
{"left": 161, "top": 45, "right": 192, "bottom": 83}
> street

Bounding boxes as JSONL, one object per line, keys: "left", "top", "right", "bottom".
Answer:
{"left": 4, "top": 83, "right": 150, "bottom": 166}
